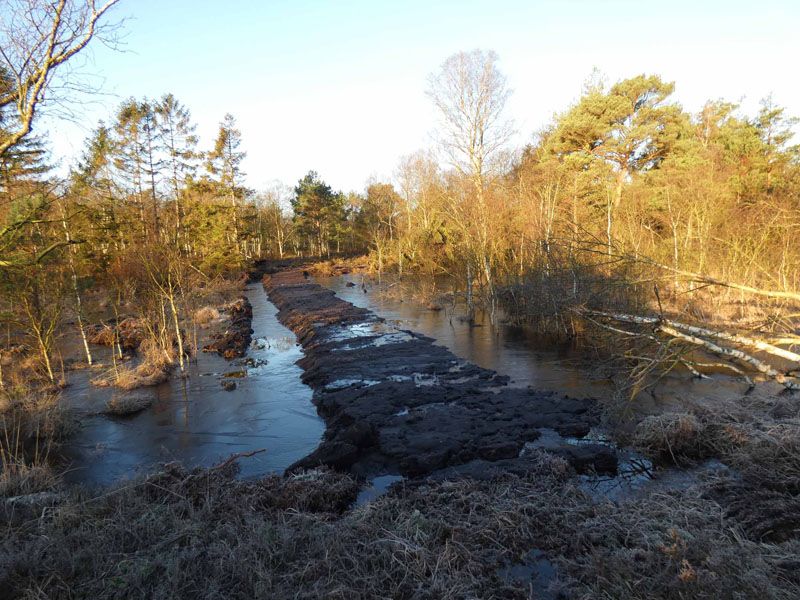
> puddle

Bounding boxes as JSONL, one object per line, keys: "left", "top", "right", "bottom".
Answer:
{"left": 355, "top": 474, "right": 404, "bottom": 505}
{"left": 58, "top": 284, "right": 324, "bottom": 487}
{"left": 497, "top": 548, "right": 559, "bottom": 598}
{"left": 328, "top": 320, "right": 416, "bottom": 350}
{"left": 324, "top": 379, "right": 380, "bottom": 391}
{"left": 521, "top": 428, "right": 655, "bottom": 500}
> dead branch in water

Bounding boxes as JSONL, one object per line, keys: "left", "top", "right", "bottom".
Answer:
{"left": 210, "top": 448, "right": 266, "bottom": 471}
{"left": 580, "top": 309, "right": 800, "bottom": 391}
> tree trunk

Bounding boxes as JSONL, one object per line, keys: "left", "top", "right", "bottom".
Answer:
{"left": 466, "top": 261, "right": 475, "bottom": 322}
{"left": 167, "top": 284, "right": 185, "bottom": 373}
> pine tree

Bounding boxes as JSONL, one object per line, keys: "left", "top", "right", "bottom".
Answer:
{"left": 72, "top": 123, "right": 122, "bottom": 253}
{"left": 551, "top": 74, "right": 684, "bottom": 254}
{"left": 0, "top": 68, "right": 48, "bottom": 196}
{"left": 207, "top": 113, "right": 246, "bottom": 243}
{"left": 291, "top": 171, "right": 345, "bottom": 257}
{"left": 155, "top": 93, "right": 199, "bottom": 245}
{"left": 113, "top": 99, "right": 164, "bottom": 239}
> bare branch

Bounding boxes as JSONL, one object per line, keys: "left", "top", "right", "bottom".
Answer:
{"left": 0, "top": 0, "right": 122, "bottom": 157}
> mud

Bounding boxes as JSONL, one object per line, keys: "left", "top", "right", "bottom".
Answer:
{"left": 263, "top": 269, "right": 617, "bottom": 479}
{"left": 202, "top": 296, "right": 254, "bottom": 358}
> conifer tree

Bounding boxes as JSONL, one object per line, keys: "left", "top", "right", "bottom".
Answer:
{"left": 113, "top": 99, "right": 149, "bottom": 236}
{"left": 155, "top": 93, "right": 199, "bottom": 245}
{"left": 291, "top": 171, "right": 346, "bottom": 257}
{"left": 207, "top": 113, "right": 246, "bottom": 243}
{"left": 552, "top": 74, "right": 683, "bottom": 254}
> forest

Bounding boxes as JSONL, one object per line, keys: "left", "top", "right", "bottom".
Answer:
{"left": 1, "top": 1, "right": 799, "bottom": 599}
{"left": 4, "top": 54, "right": 798, "bottom": 392}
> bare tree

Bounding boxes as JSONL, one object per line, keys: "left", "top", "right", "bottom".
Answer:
{"left": 427, "top": 50, "right": 514, "bottom": 309}
{"left": 426, "top": 49, "right": 514, "bottom": 185}
{"left": 0, "top": 0, "right": 121, "bottom": 157}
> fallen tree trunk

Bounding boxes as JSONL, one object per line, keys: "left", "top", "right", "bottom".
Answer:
{"left": 631, "top": 256, "right": 800, "bottom": 304}
{"left": 657, "top": 324, "right": 798, "bottom": 390}
{"left": 585, "top": 311, "right": 800, "bottom": 365}
{"left": 580, "top": 309, "right": 800, "bottom": 391}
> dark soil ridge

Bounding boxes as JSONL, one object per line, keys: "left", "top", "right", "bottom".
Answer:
{"left": 202, "top": 296, "right": 254, "bottom": 359}
{"left": 263, "top": 268, "right": 617, "bottom": 478}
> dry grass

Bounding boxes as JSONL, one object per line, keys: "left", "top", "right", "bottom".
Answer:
{"left": 92, "top": 364, "right": 170, "bottom": 390}
{"left": 193, "top": 306, "right": 221, "bottom": 326}
{"left": 633, "top": 413, "right": 706, "bottom": 464}
{"left": 306, "top": 257, "right": 369, "bottom": 278}
{"left": 112, "top": 364, "right": 170, "bottom": 390}
{"left": 196, "top": 274, "right": 248, "bottom": 300}
{"left": 559, "top": 481, "right": 799, "bottom": 599}
{"left": 307, "top": 260, "right": 337, "bottom": 276}
{"left": 86, "top": 324, "right": 116, "bottom": 346}
{"left": 103, "top": 395, "right": 153, "bottom": 417}
{"left": 92, "top": 338, "right": 174, "bottom": 390}
{"left": 623, "top": 397, "right": 800, "bottom": 547}
{"left": 87, "top": 318, "right": 146, "bottom": 350}
{"left": 0, "top": 388, "right": 68, "bottom": 499}
{"left": 0, "top": 463, "right": 58, "bottom": 498}
{"left": 1, "top": 449, "right": 798, "bottom": 599}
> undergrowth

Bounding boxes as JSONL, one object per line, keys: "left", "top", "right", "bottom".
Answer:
{"left": 1, "top": 450, "right": 798, "bottom": 599}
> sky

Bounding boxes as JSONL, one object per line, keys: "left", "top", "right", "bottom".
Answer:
{"left": 42, "top": 0, "right": 800, "bottom": 193}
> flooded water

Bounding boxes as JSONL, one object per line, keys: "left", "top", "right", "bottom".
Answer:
{"left": 57, "top": 272, "right": 767, "bottom": 489}
{"left": 59, "top": 284, "right": 323, "bottom": 487}
{"left": 498, "top": 548, "right": 559, "bottom": 599}
{"left": 316, "top": 274, "right": 769, "bottom": 411}
{"left": 316, "top": 274, "right": 610, "bottom": 398}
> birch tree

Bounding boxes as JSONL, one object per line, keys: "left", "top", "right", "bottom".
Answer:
{"left": 427, "top": 49, "right": 514, "bottom": 307}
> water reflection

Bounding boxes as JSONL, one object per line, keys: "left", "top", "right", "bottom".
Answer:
{"left": 316, "top": 274, "right": 767, "bottom": 410}
{"left": 316, "top": 274, "right": 611, "bottom": 398}
{"left": 59, "top": 284, "right": 323, "bottom": 487}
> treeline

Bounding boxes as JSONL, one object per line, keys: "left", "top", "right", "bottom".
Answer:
{"left": 2, "top": 11, "right": 799, "bottom": 392}
{"left": 0, "top": 62, "right": 399, "bottom": 387}
{"left": 335, "top": 51, "right": 799, "bottom": 391}
{"left": 70, "top": 98, "right": 264, "bottom": 271}
{"left": 353, "top": 66, "right": 800, "bottom": 327}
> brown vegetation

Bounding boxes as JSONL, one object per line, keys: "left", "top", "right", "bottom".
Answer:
{"left": 1, "top": 451, "right": 798, "bottom": 599}
{"left": 103, "top": 395, "right": 154, "bottom": 417}
{"left": 0, "top": 5, "right": 798, "bottom": 596}
{"left": 193, "top": 306, "right": 220, "bottom": 326}
{"left": 632, "top": 413, "right": 706, "bottom": 464}
{"left": 0, "top": 387, "right": 68, "bottom": 497}
{"left": 92, "top": 338, "right": 174, "bottom": 390}
{"left": 87, "top": 318, "right": 146, "bottom": 350}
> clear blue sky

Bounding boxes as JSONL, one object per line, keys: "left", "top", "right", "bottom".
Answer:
{"left": 45, "top": 0, "right": 800, "bottom": 192}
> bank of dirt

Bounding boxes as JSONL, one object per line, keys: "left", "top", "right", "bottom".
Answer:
{"left": 263, "top": 268, "right": 617, "bottom": 478}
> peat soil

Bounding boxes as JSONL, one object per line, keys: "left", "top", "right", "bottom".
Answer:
{"left": 263, "top": 268, "right": 617, "bottom": 479}
{"left": 202, "top": 296, "right": 254, "bottom": 358}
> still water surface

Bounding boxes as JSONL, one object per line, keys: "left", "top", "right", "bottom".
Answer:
{"left": 60, "top": 284, "right": 323, "bottom": 486}
{"left": 60, "top": 274, "right": 756, "bottom": 487}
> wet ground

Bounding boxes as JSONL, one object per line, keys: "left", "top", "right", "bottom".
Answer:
{"left": 57, "top": 267, "right": 755, "bottom": 493}
{"left": 311, "top": 272, "right": 745, "bottom": 499}
{"left": 59, "top": 284, "right": 324, "bottom": 486}
{"left": 315, "top": 274, "right": 606, "bottom": 396}
{"left": 316, "top": 273, "right": 768, "bottom": 416}
{"left": 264, "top": 269, "right": 616, "bottom": 478}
